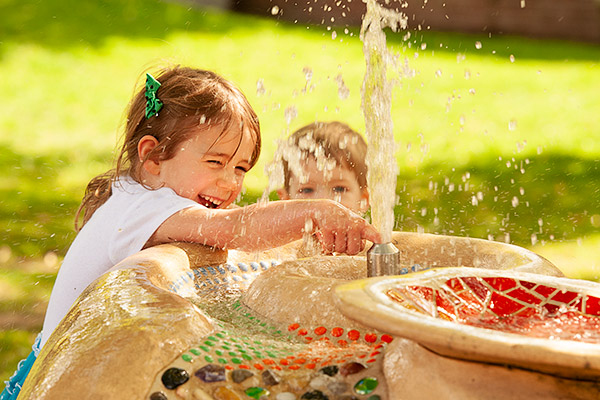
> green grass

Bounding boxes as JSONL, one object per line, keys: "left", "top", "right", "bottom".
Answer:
{"left": 1, "top": 0, "right": 599, "bottom": 382}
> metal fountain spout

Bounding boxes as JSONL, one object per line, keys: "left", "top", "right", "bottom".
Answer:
{"left": 367, "top": 242, "right": 400, "bottom": 276}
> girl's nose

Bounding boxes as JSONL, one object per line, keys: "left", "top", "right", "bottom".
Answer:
{"left": 216, "top": 167, "right": 240, "bottom": 191}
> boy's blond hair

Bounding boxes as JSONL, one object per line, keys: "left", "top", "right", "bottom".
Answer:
{"left": 281, "top": 121, "right": 368, "bottom": 192}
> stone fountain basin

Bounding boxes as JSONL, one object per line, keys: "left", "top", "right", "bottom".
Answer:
{"left": 335, "top": 267, "right": 600, "bottom": 381}
{"left": 18, "top": 232, "right": 586, "bottom": 400}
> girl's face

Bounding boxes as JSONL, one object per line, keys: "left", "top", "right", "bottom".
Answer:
{"left": 279, "top": 157, "right": 369, "bottom": 214}
{"left": 153, "top": 123, "right": 255, "bottom": 209}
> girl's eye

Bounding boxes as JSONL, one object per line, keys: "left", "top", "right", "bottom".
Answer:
{"left": 235, "top": 166, "right": 248, "bottom": 173}
{"left": 332, "top": 186, "right": 348, "bottom": 193}
{"left": 207, "top": 160, "right": 224, "bottom": 166}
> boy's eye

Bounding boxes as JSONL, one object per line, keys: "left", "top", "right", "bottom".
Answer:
{"left": 207, "top": 160, "right": 224, "bottom": 165}
{"left": 332, "top": 186, "right": 348, "bottom": 193}
{"left": 298, "top": 187, "right": 314, "bottom": 194}
{"left": 235, "top": 166, "right": 248, "bottom": 173}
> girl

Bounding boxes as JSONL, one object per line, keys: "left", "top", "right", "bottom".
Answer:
{"left": 2, "top": 66, "right": 380, "bottom": 400}
{"left": 39, "top": 66, "right": 381, "bottom": 349}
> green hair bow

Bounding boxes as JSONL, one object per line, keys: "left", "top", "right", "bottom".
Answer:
{"left": 145, "top": 73, "right": 163, "bottom": 119}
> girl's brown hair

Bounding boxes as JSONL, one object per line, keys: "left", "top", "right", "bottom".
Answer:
{"left": 75, "top": 66, "right": 261, "bottom": 231}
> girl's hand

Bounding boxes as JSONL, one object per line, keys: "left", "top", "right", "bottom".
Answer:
{"left": 310, "top": 200, "right": 382, "bottom": 255}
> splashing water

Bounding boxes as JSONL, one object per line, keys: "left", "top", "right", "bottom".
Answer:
{"left": 361, "top": 0, "right": 407, "bottom": 243}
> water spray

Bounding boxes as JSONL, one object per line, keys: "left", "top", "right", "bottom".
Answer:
{"left": 361, "top": 0, "right": 406, "bottom": 277}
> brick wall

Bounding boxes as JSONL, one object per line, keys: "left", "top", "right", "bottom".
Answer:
{"left": 232, "top": 0, "right": 600, "bottom": 42}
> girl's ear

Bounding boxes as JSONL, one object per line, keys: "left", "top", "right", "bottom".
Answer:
{"left": 137, "top": 135, "right": 161, "bottom": 175}
{"left": 276, "top": 188, "right": 290, "bottom": 200}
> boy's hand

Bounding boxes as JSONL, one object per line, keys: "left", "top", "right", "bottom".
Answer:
{"left": 311, "top": 200, "right": 382, "bottom": 255}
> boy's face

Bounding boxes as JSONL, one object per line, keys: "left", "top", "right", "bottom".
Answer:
{"left": 278, "top": 157, "right": 369, "bottom": 214}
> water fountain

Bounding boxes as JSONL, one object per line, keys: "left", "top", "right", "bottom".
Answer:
{"left": 15, "top": 2, "right": 600, "bottom": 400}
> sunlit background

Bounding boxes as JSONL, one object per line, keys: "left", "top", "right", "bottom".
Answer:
{"left": 1, "top": 0, "right": 598, "bottom": 381}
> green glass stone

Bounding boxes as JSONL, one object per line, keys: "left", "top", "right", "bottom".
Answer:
{"left": 242, "top": 354, "right": 253, "bottom": 361}
{"left": 204, "top": 341, "right": 215, "bottom": 347}
{"left": 218, "top": 358, "right": 227, "bottom": 364}
{"left": 207, "top": 336, "right": 218, "bottom": 342}
{"left": 354, "top": 377, "right": 379, "bottom": 395}
{"left": 245, "top": 387, "right": 269, "bottom": 399}
{"left": 215, "top": 350, "right": 223, "bottom": 356}
{"left": 189, "top": 349, "right": 201, "bottom": 356}
{"left": 204, "top": 355, "right": 214, "bottom": 363}
{"left": 266, "top": 352, "right": 277, "bottom": 358}
{"left": 228, "top": 352, "right": 237, "bottom": 357}
{"left": 231, "top": 358, "right": 242, "bottom": 364}
{"left": 216, "top": 333, "right": 225, "bottom": 338}
{"left": 222, "top": 345, "right": 231, "bottom": 350}
{"left": 199, "top": 345, "right": 210, "bottom": 352}
{"left": 181, "top": 354, "right": 193, "bottom": 362}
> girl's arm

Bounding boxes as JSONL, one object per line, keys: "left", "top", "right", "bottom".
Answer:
{"left": 146, "top": 199, "right": 381, "bottom": 254}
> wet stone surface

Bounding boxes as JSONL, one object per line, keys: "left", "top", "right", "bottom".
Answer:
{"left": 214, "top": 386, "right": 242, "bottom": 400}
{"left": 195, "top": 364, "right": 226, "bottom": 383}
{"left": 245, "top": 386, "right": 270, "bottom": 399}
{"left": 319, "top": 366, "right": 339, "bottom": 377}
{"left": 262, "top": 369, "right": 281, "bottom": 386}
{"left": 339, "top": 362, "right": 366, "bottom": 377}
{"left": 354, "top": 377, "right": 378, "bottom": 395}
{"left": 161, "top": 367, "right": 189, "bottom": 389}
{"left": 231, "top": 368, "right": 254, "bottom": 383}
{"left": 301, "top": 389, "right": 329, "bottom": 400}
{"left": 149, "top": 392, "right": 168, "bottom": 400}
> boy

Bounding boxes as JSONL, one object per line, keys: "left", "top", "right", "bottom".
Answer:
{"left": 275, "top": 121, "right": 370, "bottom": 215}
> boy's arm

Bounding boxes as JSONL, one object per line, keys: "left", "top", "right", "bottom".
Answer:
{"left": 146, "top": 199, "right": 380, "bottom": 254}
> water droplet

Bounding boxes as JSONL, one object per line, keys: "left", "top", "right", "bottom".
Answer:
{"left": 332, "top": 31, "right": 337, "bottom": 40}
{"left": 531, "top": 233, "right": 538, "bottom": 245}
{"left": 435, "top": 69, "right": 442, "bottom": 77}
{"left": 510, "top": 54, "right": 515, "bottom": 63}
{"left": 475, "top": 41, "right": 482, "bottom": 49}
{"left": 256, "top": 79, "right": 266, "bottom": 97}
{"left": 284, "top": 106, "right": 298, "bottom": 125}
{"left": 271, "top": 5, "right": 279, "bottom": 15}
{"left": 511, "top": 196, "right": 519, "bottom": 207}
{"left": 420, "top": 43, "right": 427, "bottom": 50}
{"left": 508, "top": 119, "right": 517, "bottom": 131}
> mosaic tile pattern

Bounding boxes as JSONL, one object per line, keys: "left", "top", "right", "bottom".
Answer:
{"left": 148, "top": 261, "right": 393, "bottom": 399}
{"left": 387, "top": 275, "right": 600, "bottom": 343}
